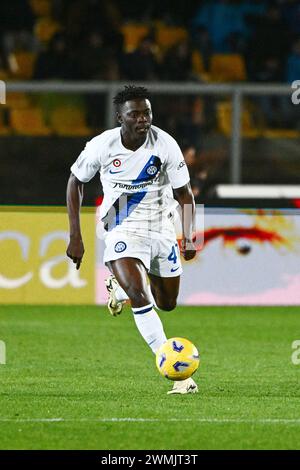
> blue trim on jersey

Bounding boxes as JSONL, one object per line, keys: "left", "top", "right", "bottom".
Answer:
{"left": 131, "top": 155, "right": 162, "bottom": 185}
{"left": 102, "top": 156, "right": 162, "bottom": 231}
{"left": 115, "top": 191, "right": 147, "bottom": 226}
{"left": 103, "top": 190, "right": 147, "bottom": 231}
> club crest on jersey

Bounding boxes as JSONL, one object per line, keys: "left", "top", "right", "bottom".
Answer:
{"left": 132, "top": 155, "right": 162, "bottom": 185}
{"left": 146, "top": 165, "right": 158, "bottom": 176}
{"left": 113, "top": 159, "right": 121, "bottom": 167}
{"left": 114, "top": 241, "right": 127, "bottom": 253}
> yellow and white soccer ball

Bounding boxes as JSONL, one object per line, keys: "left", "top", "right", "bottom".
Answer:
{"left": 155, "top": 337, "right": 200, "bottom": 381}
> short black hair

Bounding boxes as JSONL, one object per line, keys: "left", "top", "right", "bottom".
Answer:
{"left": 113, "top": 85, "right": 150, "bottom": 111}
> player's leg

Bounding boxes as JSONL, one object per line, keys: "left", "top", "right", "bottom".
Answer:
{"left": 148, "top": 239, "right": 198, "bottom": 394}
{"left": 148, "top": 273, "right": 198, "bottom": 394}
{"left": 148, "top": 273, "right": 180, "bottom": 311}
{"left": 104, "top": 233, "right": 152, "bottom": 315}
{"left": 109, "top": 257, "right": 167, "bottom": 354}
{"left": 109, "top": 258, "right": 151, "bottom": 307}
{"left": 105, "top": 258, "right": 149, "bottom": 316}
{"left": 105, "top": 271, "right": 156, "bottom": 315}
{"left": 148, "top": 238, "right": 182, "bottom": 311}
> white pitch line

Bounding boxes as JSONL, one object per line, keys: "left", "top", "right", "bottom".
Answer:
{"left": 1, "top": 418, "right": 300, "bottom": 424}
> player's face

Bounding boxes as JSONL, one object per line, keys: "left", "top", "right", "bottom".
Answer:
{"left": 118, "top": 99, "right": 152, "bottom": 140}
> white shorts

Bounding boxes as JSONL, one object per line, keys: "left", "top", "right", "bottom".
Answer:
{"left": 103, "top": 231, "right": 182, "bottom": 278}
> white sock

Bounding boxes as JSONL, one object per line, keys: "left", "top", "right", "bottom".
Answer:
{"left": 132, "top": 303, "right": 167, "bottom": 354}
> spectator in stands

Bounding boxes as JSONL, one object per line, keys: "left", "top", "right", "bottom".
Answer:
{"left": 162, "top": 40, "right": 194, "bottom": 81}
{"left": 192, "top": 0, "right": 247, "bottom": 53}
{"left": 255, "top": 56, "right": 283, "bottom": 83}
{"left": 191, "top": 26, "right": 213, "bottom": 72}
{"left": 252, "top": 53, "right": 298, "bottom": 129}
{"left": 77, "top": 30, "right": 120, "bottom": 130}
{"left": 280, "top": 0, "right": 300, "bottom": 39}
{"left": 78, "top": 31, "right": 119, "bottom": 80}
{"left": 1, "top": 0, "right": 34, "bottom": 34}
{"left": 177, "top": 96, "right": 211, "bottom": 149}
{"left": 81, "top": 0, "right": 124, "bottom": 65}
{"left": 181, "top": 142, "right": 207, "bottom": 199}
{"left": 286, "top": 38, "right": 300, "bottom": 84}
{"left": 224, "top": 31, "right": 245, "bottom": 54}
{"left": 0, "top": 51, "right": 7, "bottom": 72}
{"left": 245, "top": 4, "right": 290, "bottom": 80}
{"left": 34, "top": 33, "right": 80, "bottom": 79}
{"left": 120, "top": 36, "right": 160, "bottom": 81}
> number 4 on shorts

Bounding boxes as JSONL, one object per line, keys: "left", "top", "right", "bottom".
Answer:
{"left": 168, "top": 245, "right": 178, "bottom": 264}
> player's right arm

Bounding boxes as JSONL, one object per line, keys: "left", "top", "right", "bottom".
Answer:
{"left": 66, "top": 173, "right": 85, "bottom": 270}
{"left": 66, "top": 136, "right": 103, "bottom": 269}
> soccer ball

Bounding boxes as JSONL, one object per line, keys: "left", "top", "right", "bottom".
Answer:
{"left": 155, "top": 337, "right": 200, "bottom": 381}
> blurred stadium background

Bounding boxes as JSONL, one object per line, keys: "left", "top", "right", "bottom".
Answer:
{"left": 1, "top": 0, "right": 300, "bottom": 305}
{"left": 1, "top": 0, "right": 300, "bottom": 203}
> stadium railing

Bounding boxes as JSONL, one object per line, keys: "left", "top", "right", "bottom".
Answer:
{"left": 6, "top": 81, "right": 295, "bottom": 185}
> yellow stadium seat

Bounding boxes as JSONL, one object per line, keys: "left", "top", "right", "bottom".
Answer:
{"left": 210, "top": 54, "right": 246, "bottom": 82}
{"left": 121, "top": 24, "right": 150, "bottom": 52}
{"left": 0, "top": 110, "right": 10, "bottom": 135}
{"left": 217, "top": 102, "right": 232, "bottom": 136}
{"left": 5, "top": 92, "right": 31, "bottom": 109}
{"left": 192, "top": 50, "right": 205, "bottom": 75}
{"left": 262, "top": 129, "right": 300, "bottom": 138}
{"left": 30, "top": 0, "right": 51, "bottom": 17}
{"left": 34, "top": 17, "right": 62, "bottom": 43}
{"left": 191, "top": 50, "right": 210, "bottom": 81}
{"left": 8, "top": 51, "right": 36, "bottom": 79}
{"left": 10, "top": 108, "right": 52, "bottom": 136}
{"left": 0, "top": 69, "right": 9, "bottom": 81}
{"left": 155, "top": 25, "right": 188, "bottom": 51}
{"left": 217, "top": 101, "right": 260, "bottom": 138}
{"left": 50, "top": 106, "right": 91, "bottom": 136}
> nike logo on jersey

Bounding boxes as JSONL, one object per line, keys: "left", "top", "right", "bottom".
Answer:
{"left": 171, "top": 267, "right": 180, "bottom": 272}
{"left": 109, "top": 169, "right": 123, "bottom": 174}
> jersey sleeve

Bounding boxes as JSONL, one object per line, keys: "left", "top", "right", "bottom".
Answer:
{"left": 70, "top": 139, "right": 101, "bottom": 183}
{"left": 165, "top": 135, "right": 190, "bottom": 189}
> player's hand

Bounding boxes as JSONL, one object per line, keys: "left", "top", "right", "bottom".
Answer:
{"left": 180, "top": 238, "right": 197, "bottom": 261}
{"left": 66, "top": 235, "right": 85, "bottom": 270}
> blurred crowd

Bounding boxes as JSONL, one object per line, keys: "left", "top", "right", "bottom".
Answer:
{"left": 1, "top": 0, "right": 300, "bottom": 197}
{"left": 1, "top": 0, "right": 300, "bottom": 83}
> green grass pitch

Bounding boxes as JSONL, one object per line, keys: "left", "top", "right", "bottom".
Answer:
{"left": 0, "top": 305, "right": 300, "bottom": 450}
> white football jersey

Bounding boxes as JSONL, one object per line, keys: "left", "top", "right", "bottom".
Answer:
{"left": 70, "top": 125, "right": 190, "bottom": 235}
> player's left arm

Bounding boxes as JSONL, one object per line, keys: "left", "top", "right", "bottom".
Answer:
{"left": 173, "top": 182, "right": 197, "bottom": 261}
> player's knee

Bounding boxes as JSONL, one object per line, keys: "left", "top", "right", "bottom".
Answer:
{"left": 126, "top": 286, "right": 150, "bottom": 307}
{"left": 156, "top": 298, "right": 177, "bottom": 312}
